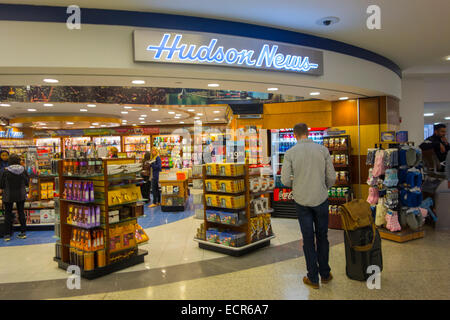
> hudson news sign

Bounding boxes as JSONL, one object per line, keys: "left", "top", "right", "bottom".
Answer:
{"left": 133, "top": 29, "right": 323, "bottom": 75}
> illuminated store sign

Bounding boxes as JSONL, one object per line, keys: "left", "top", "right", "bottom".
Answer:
{"left": 0, "top": 128, "right": 23, "bottom": 138}
{"left": 134, "top": 30, "right": 323, "bottom": 75}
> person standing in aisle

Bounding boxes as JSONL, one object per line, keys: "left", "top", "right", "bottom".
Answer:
{"left": 420, "top": 123, "right": 449, "bottom": 171}
{"left": 0, "top": 150, "right": 9, "bottom": 171}
{"left": 149, "top": 148, "right": 162, "bottom": 208}
{"left": 109, "top": 147, "right": 119, "bottom": 158}
{"left": 141, "top": 151, "right": 153, "bottom": 204}
{"left": 0, "top": 153, "right": 30, "bottom": 241}
{"left": 281, "top": 123, "right": 336, "bottom": 289}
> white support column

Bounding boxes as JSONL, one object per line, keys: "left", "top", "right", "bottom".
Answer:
{"left": 399, "top": 78, "right": 425, "bottom": 145}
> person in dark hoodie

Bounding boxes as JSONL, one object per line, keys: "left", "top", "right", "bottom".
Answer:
{"left": 0, "top": 150, "right": 9, "bottom": 171}
{"left": 0, "top": 153, "right": 29, "bottom": 241}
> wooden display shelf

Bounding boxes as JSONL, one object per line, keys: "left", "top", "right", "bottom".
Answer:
{"left": 55, "top": 158, "right": 148, "bottom": 278}
{"left": 199, "top": 164, "right": 276, "bottom": 256}
{"left": 378, "top": 227, "right": 425, "bottom": 243}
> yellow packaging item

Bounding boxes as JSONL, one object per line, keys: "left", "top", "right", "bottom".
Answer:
{"left": 84, "top": 252, "right": 95, "bottom": 271}
{"left": 218, "top": 163, "right": 245, "bottom": 177}
{"left": 40, "top": 183, "right": 47, "bottom": 190}
{"left": 41, "top": 190, "right": 48, "bottom": 200}
{"left": 218, "top": 195, "right": 245, "bottom": 209}
{"left": 47, "top": 182, "right": 54, "bottom": 190}
{"left": 218, "top": 179, "right": 245, "bottom": 193}
{"left": 47, "top": 190, "right": 54, "bottom": 199}
{"left": 206, "top": 164, "right": 219, "bottom": 176}
{"left": 205, "top": 179, "right": 218, "bottom": 192}
{"left": 205, "top": 194, "right": 219, "bottom": 207}
{"left": 97, "top": 249, "right": 106, "bottom": 268}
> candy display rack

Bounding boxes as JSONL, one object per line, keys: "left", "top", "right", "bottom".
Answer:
{"left": 53, "top": 158, "right": 148, "bottom": 279}
{"left": 194, "top": 163, "right": 275, "bottom": 256}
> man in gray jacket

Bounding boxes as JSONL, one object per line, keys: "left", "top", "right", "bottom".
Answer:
{"left": 281, "top": 123, "right": 336, "bottom": 289}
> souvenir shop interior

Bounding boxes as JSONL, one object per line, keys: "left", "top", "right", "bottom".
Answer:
{"left": 0, "top": 94, "right": 437, "bottom": 279}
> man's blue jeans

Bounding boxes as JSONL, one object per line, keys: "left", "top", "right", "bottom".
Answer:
{"left": 296, "top": 200, "right": 331, "bottom": 284}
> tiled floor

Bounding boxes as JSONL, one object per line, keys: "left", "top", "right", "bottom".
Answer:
{"left": 1, "top": 204, "right": 449, "bottom": 300}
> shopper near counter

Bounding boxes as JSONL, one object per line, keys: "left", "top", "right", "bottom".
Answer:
{"left": 0, "top": 150, "right": 9, "bottom": 171}
{"left": 149, "top": 148, "right": 162, "bottom": 208}
{"left": 0, "top": 153, "right": 30, "bottom": 241}
{"left": 420, "top": 124, "right": 449, "bottom": 171}
{"left": 141, "top": 151, "right": 153, "bottom": 204}
{"left": 281, "top": 123, "right": 336, "bottom": 289}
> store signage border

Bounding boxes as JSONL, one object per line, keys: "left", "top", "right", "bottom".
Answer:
{"left": 134, "top": 29, "right": 323, "bottom": 76}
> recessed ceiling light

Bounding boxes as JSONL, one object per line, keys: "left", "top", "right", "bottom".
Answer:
{"left": 66, "top": 122, "right": 74, "bottom": 125}
{"left": 175, "top": 114, "right": 182, "bottom": 117}
{"left": 132, "top": 80, "right": 145, "bottom": 84}
{"left": 44, "top": 103, "right": 53, "bottom": 107}
{"left": 139, "top": 118, "right": 145, "bottom": 120}
{"left": 187, "top": 109, "right": 195, "bottom": 112}
{"left": 213, "top": 110, "right": 220, "bottom": 114}
{"left": 140, "top": 114, "right": 147, "bottom": 117}
{"left": 123, "top": 106, "right": 132, "bottom": 109}
{"left": 444, "top": 55, "right": 450, "bottom": 61}
{"left": 87, "top": 104, "right": 96, "bottom": 108}
{"left": 0, "top": 103, "right": 11, "bottom": 107}
{"left": 89, "top": 126, "right": 95, "bottom": 128}
{"left": 197, "top": 113, "right": 204, "bottom": 116}
{"left": 174, "top": 116, "right": 181, "bottom": 119}
{"left": 168, "top": 111, "right": 175, "bottom": 114}
{"left": 80, "top": 109, "right": 88, "bottom": 112}
{"left": 42, "top": 126, "right": 48, "bottom": 129}
{"left": 156, "top": 120, "right": 161, "bottom": 123}
{"left": 267, "top": 88, "right": 278, "bottom": 91}
{"left": 100, "top": 124, "right": 107, "bottom": 127}
{"left": 310, "top": 92, "right": 320, "bottom": 96}
{"left": 92, "top": 123, "right": 99, "bottom": 126}
{"left": 424, "top": 113, "right": 434, "bottom": 117}
{"left": 151, "top": 108, "right": 159, "bottom": 112}
{"left": 121, "top": 111, "right": 128, "bottom": 114}
{"left": 132, "top": 124, "right": 137, "bottom": 126}
{"left": 140, "top": 121, "right": 145, "bottom": 124}
{"left": 208, "top": 83, "right": 220, "bottom": 87}
{"left": 194, "top": 117, "right": 200, "bottom": 120}
{"left": 214, "top": 118, "right": 220, "bottom": 121}
{"left": 339, "top": 97, "right": 349, "bottom": 100}
{"left": 179, "top": 121, "right": 184, "bottom": 124}
{"left": 445, "top": 117, "right": 450, "bottom": 120}
{"left": 43, "top": 78, "right": 59, "bottom": 83}
{"left": 27, "top": 108, "right": 37, "bottom": 112}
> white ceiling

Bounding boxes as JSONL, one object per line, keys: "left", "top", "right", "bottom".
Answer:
{"left": 2, "top": 0, "right": 450, "bottom": 76}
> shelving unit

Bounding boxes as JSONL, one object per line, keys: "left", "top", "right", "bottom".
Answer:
{"left": 324, "top": 135, "right": 353, "bottom": 230}
{"left": 194, "top": 163, "right": 275, "bottom": 256}
{"left": 53, "top": 158, "right": 148, "bottom": 279}
{"left": 160, "top": 178, "right": 188, "bottom": 212}
{"left": 153, "top": 135, "right": 182, "bottom": 169}
{"left": 123, "top": 135, "right": 151, "bottom": 161}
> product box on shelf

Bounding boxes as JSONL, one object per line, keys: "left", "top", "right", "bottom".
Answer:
{"left": 218, "top": 179, "right": 245, "bottom": 193}
{"left": 205, "top": 179, "right": 218, "bottom": 192}
{"left": 217, "top": 195, "right": 246, "bottom": 209}
{"left": 206, "top": 228, "right": 220, "bottom": 243}
{"left": 206, "top": 210, "right": 221, "bottom": 223}
{"left": 219, "top": 212, "right": 240, "bottom": 225}
{"left": 218, "top": 163, "right": 245, "bottom": 176}
{"left": 108, "top": 210, "right": 120, "bottom": 224}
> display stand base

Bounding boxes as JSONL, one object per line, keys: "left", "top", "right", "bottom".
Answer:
{"left": 161, "top": 203, "right": 187, "bottom": 212}
{"left": 53, "top": 249, "right": 148, "bottom": 280}
{"left": 379, "top": 228, "right": 425, "bottom": 243}
{"left": 13, "top": 224, "right": 54, "bottom": 231}
{"left": 194, "top": 236, "right": 275, "bottom": 257}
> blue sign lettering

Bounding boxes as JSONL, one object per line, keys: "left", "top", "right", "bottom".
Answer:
{"left": 146, "top": 34, "right": 318, "bottom": 73}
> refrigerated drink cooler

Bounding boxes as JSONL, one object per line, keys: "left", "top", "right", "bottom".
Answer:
{"left": 270, "top": 128, "right": 327, "bottom": 218}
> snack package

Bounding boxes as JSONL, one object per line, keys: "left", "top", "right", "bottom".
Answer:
{"left": 206, "top": 210, "right": 221, "bottom": 222}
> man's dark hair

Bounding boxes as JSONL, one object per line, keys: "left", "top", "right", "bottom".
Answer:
{"left": 293, "top": 123, "right": 309, "bottom": 138}
{"left": 434, "top": 123, "right": 446, "bottom": 132}
{"left": 8, "top": 153, "right": 21, "bottom": 165}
